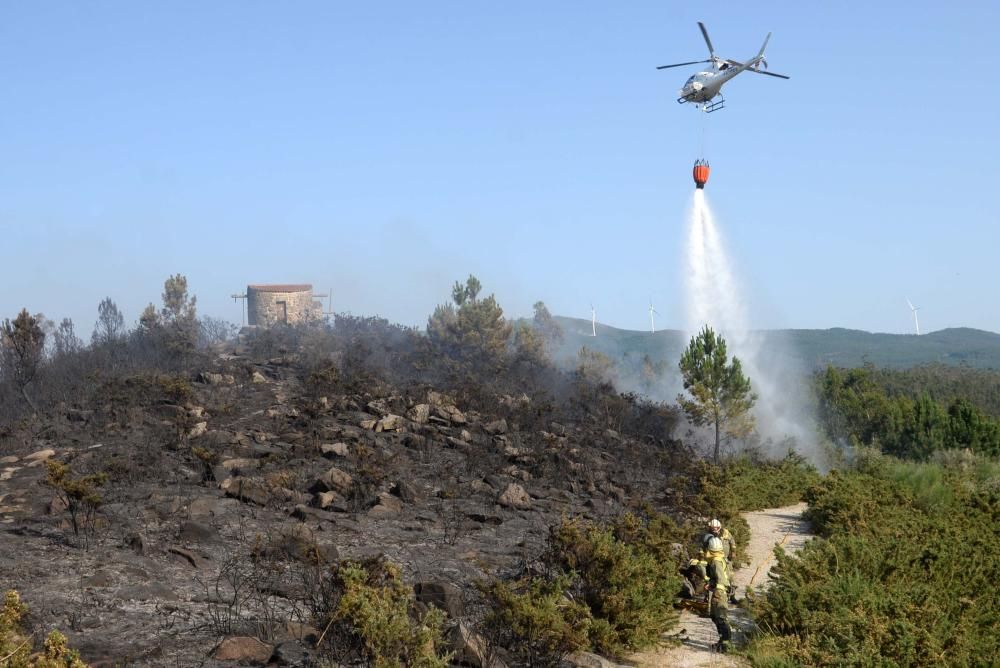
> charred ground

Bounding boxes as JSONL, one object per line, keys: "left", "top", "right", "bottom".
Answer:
{"left": 0, "top": 313, "right": 724, "bottom": 666}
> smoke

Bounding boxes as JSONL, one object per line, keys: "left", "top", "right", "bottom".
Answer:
{"left": 684, "top": 190, "right": 819, "bottom": 462}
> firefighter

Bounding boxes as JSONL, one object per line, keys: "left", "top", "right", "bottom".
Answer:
{"left": 705, "top": 536, "right": 733, "bottom": 653}
{"left": 704, "top": 518, "right": 738, "bottom": 602}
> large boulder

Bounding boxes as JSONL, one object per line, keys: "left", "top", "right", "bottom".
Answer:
{"left": 213, "top": 636, "right": 273, "bottom": 663}
{"left": 497, "top": 483, "right": 531, "bottom": 510}
{"left": 414, "top": 581, "right": 464, "bottom": 618}
{"left": 221, "top": 477, "right": 272, "bottom": 506}
{"left": 310, "top": 467, "right": 353, "bottom": 495}
{"left": 407, "top": 403, "right": 431, "bottom": 424}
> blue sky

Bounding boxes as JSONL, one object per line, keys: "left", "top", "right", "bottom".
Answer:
{"left": 2, "top": 1, "right": 997, "bottom": 336}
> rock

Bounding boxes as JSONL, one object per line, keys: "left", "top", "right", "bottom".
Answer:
{"left": 320, "top": 442, "right": 349, "bottom": 458}
{"left": 449, "top": 623, "right": 504, "bottom": 668}
{"left": 445, "top": 436, "right": 471, "bottom": 451}
{"left": 213, "top": 636, "right": 273, "bottom": 663}
{"left": 368, "top": 492, "right": 403, "bottom": 516}
{"left": 391, "top": 480, "right": 420, "bottom": 504}
{"left": 498, "top": 483, "right": 531, "bottom": 510}
{"left": 276, "top": 621, "right": 320, "bottom": 644}
{"left": 566, "top": 652, "right": 629, "bottom": 668}
{"left": 0, "top": 455, "right": 17, "bottom": 464}
{"left": 483, "top": 418, "right": 508, "bottom": 435}
{"left": 407, "top": 403, "right": 431, "bottom": 424}
{"left": 251, "top": 371, "right": 268, "bottom": 384}
{"left": 434, "top": 405, "right": 467, "bottom": 425}
{"left": 310, "top": 467, "right": 353, "bottom": 495}
{"left": 221, "top": 457, "right": 259, "bottom": 472}
{"left": 178, "top": 520, "right": 218, "bottom": 543}
{"left": 24, "top": 449, "right": 56, "bottom": 462}
{"left": 376, "top": 414, "right": 405, "bottom": 432}
{"left": 315, "top": 491, "right": 346, "bottom": 510}
{"left": 291, "top": 504, "right": 340, "bottom": 522}
{"left": 360, "top": 418, "right": 378, "bottom": 430}
{"left": 366, "top": 398, "right": 391, "bottom": 416}
{"left": 273, "top": 525, "right": 339, "bottom": 564}
{"left": 502, "top": 466, "right": 532, "bottom": 482}
{"left": 221, "top": 477, "right": 272, "bottom": 506}
{"left": 414, "top": 581, "right": 464, "bottom": 618}
{"left": 270, "top": 640, "right": 312, "bottom": 666}
{"left": 168, "top": 546, "right": 210, "bottom": 569}
{"left": 200, "top": 372, "right": 235, "bottom": 385}
{"left": 187, "top": 421, "right": 208, "bottom": 439}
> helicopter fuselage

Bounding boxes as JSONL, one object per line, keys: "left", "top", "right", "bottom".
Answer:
{"left": 678, "top": 64, "right": 745, "bottom": 103}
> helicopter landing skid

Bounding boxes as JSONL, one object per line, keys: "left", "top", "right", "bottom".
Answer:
{"left": 677, "top": 94, "right": 725, "bottom": 113}
{"left": 700, "top": 96, "right": 725, "bottom": 113}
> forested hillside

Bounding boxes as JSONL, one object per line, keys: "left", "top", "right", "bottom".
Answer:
{"left": 550, "top": 316, "right": 1000, "bottom": 370}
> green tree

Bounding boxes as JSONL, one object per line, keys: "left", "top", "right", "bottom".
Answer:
{"left": 1, "top": 309, "right": 46, "bottom": 411}
{"left": 426, "top": 275, "right": 511, "bottom": 364}
{"left": 677, "top": 326, "right": 756, "bottom": 463}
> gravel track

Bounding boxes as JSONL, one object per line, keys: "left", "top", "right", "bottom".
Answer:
{"left": 625, "top": 502, "right": 811, "bottom": 668}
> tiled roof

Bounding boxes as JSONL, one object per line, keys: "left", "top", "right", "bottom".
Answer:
{"left": 247, "top": 284, "right": 313, "bottom": 293}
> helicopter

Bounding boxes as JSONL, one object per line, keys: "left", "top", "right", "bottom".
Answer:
{"left": 657, "top": 22, "right": 788, "bottom": 113}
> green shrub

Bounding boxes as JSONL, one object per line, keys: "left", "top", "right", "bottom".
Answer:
{"left": 484, "top": 515, "right": 683, "bottom": 662}
{"left": 747, "top": 454, "right": 1000, "bottom": 667}
{"left": 544, "top": 518, "right": 681, "bottom": 655}
{"left": 1, "top": 591, "right": 87, "bottom": 667}
{"left": 723, "top": 452, "right": 821, "bottom": 511}
{"left": 313, "top": 557, "right": 451, "bottom": 668}
{"left": 481, "top": 574, "right": 593, "bottom": 668}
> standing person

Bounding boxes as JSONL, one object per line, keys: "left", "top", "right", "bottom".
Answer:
{"left": 705, "top": 536, "right": 733, "bottom": 653}
{"left": 705, "top": 518, "right": 738, "bottom": 602}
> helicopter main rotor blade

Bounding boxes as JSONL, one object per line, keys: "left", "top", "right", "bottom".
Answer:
{"left": 656, "top": 59, "right": 711, "bottom": 70}
{"left": 698, "top": 22, "right": 716, "bottom": 59}
{"left": 749, "top": 68, "right": 790, "bottom": 79}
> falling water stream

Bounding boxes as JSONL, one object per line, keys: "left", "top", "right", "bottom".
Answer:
{"left": 684, "top": 190, "right": 815, "bottom": 455}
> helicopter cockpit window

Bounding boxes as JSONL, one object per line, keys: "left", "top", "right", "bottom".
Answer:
{"left": 685, "top": 75, "right": 696, "bottom": 86}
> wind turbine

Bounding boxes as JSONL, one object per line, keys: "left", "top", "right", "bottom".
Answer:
{"left": 906, "top": 298, "right": 921, "bottom": 335}
{"left": 590, "top": 304, "right": 597, "bottom": 337}
{"left": 648, "top": 300, "right": 659, "bottom": 334}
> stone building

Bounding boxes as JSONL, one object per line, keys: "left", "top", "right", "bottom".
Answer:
{"left": 246, "top": 284, "right": 323, "bottom": 326}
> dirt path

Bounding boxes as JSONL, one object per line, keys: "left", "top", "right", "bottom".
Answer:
{"left": 625, "top": 502, "right": 811, "bottom": 668}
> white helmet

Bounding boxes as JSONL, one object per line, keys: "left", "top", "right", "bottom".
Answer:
{"left": 708, "top": 518, "right": 722, "bottom": 531}
{"left": 706, "top": 536, "right": 724, "bottom": 552}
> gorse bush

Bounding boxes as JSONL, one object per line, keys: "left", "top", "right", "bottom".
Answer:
{"left": 0, "top": 590, "right": 87, "bottom": 667}
{"left": 484, "top": 515, "right": 683, "bottom": 664}
{"left": 481, "top": 574, "right": 593, "bottom": 668}
{"left": 747, "top": 451, "right": 1000, "bottom": 667}
{"left": 544, "top": 518, "right": 681, "bottom": 654}
{"left": 722, "top": 452, "right": 820, "bottom": 511}
{"left": 311, "top": 557, "right": 451, "bottom": 668}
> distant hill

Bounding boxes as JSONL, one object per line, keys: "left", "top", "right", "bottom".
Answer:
{"left": 549, "top": 317, "right": 1000, "bottom": 370}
